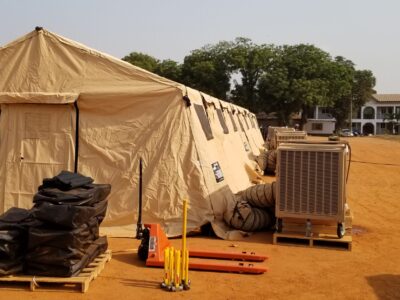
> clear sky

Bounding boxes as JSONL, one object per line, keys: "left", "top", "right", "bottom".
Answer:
{"left": 1, "top": 0, "right": 399, "bottom": 93}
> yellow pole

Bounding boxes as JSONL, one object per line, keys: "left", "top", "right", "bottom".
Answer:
{"left": 169, "top": 246, "right": 175, "bottom": 289}
{"left": 175, "top": 249, "right": 181, "bottom": 289}
{"left": 163, "top": 247, "right": 170, "bottom": 286}
{"left": 181, "top": 199, "right": 189, "bottom": 287}
{"left": 184, "top": 249, "right": 189, "bottom": 287}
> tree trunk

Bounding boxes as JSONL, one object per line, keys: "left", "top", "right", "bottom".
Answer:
{"left": 299, "top": 104, "right": 308, "bottom": 130}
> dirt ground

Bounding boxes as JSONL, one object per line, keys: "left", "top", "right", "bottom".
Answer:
{"left": 1, "top": 136, "right": 400, "bottom": 300}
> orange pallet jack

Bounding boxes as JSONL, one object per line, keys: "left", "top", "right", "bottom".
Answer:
{"left": 136, "top": 159, "right": 268, "bottom": 274}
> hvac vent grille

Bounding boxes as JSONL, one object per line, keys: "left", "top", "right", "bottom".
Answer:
{"left": 279, "top": 150, "right": 340, "bottom": 216}
{"left": 276, "top": 135, "right": 306, "bottom": 142}
{"left": 276, "top": 132, "right": 307, "bottom": 146}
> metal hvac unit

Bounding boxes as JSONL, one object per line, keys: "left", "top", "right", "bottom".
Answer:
{"left": 275, "top": 131, "right": 307, "bottom": 147}
{"left": 266, "top": 127, "right": 295, "bottom": 150}
{"left": 275, "top": 142, "right": 348, "bottom": 237}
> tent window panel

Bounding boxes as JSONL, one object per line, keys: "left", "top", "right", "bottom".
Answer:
{"left": 194, "top": 104, "right": 214, "bottom": 140}
{"left": 254, "top": 116, "right": 260, "bottom": 128}
{"left": 242, "top": 115, "right": 250, "bottom": 130}
{"left": 228, "top": 111, "right": 238, "bottom": 132}
{"left": 25, "top": 113, "right": 50, "bottom": 139}
{"left": 237, "top": 115, "right": 245, "bottom": 132}
{"left": 216, "top": 109, "right": 229, "bottom": 134}
{"left": 250, "top": 116, "right": 256, "bottom": 128}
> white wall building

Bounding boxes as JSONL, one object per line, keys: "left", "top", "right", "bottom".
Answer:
{"left": 305, "top": 94, "right": 400, "bottom": 135}
{"left": 304, "top": 106, "right": 336, "bottom": 135}
{"left": 352, "top": 94, "right": 400, "bottom": 135}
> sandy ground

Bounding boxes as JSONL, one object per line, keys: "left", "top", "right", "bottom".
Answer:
{"left": 1, "top": 136, "right": 400, "bottom": 300}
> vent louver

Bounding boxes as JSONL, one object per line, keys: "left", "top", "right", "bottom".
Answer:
{"left": 276, "top": 143, "right": 346, "bottom": 222}
{"left": 275, "top": 131, "right": 307, "bottom": 147}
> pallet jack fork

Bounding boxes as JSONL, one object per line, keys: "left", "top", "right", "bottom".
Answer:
{"left": 136, "top": 158, "right": 268, "bottom": 274}
{"left": 141, "top": 223, "right": 267, "bottom": 274}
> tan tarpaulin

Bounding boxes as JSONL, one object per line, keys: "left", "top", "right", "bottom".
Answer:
{"left": 0, "top": 28, "right": 264, "bottom": 238}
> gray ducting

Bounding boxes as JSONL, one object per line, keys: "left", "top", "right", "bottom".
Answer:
{"left": 223, "top": 182, "right": 276, "bottom": 232}
{"left": 240, "top": 182, "right": 276, "bottom": 208}
{"left": 227, "top": 198, "right": 273, "bottom": 231}
{"left": 265, "top": 150, "right": 277, "bottom": 174}
{"left": 256, "top": 150, "right": 268, "bottom": 171}
{"left": 256, "top": 150, "right": 277, "bottom": 174}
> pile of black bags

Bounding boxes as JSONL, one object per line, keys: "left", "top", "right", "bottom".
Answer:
{"left": 0, "top": 208, "right": 40, "bottom": 275}
{"left": 0, "top": 171, "right": 111, "bottom": 277}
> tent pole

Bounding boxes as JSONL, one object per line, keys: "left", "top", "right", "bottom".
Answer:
{"left": 74, "top": 101, "right": 80, "bottom": 173}
{"left": 136, "top": 157, "right": 144, "bottom": 239}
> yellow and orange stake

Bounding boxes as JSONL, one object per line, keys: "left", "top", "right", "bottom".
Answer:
{"left": 181, "top": 199, "right": 190, "bottom": 290}
{"left": 161, "top": 199, "right": 190, "bottom": 292}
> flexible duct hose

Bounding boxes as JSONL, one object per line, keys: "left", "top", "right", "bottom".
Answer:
{"left": 223, "top": 182, "right": 277, "bottom": 232}
{"left": 265, "top": 150, "right": 277, "bottom": 174}
{"left": 227, "top": 198, "right": 273, "bottom": 232}
{"left": 256, "top": 150, "right": 277, "bottom": 174}
{"left": 256, "top": 150, "right": 268, "bottom": 171}
{"left": 240, "top": 182, "right": 276, "bottom": 208}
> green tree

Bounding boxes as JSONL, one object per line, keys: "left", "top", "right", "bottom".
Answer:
{"left": 181, "top": 42, "right": 233, "bottom": 99}
{"left": 258, "top": 44, "right": 334, "bottom": 125}
{"left": 229, "top": 38, "right": 274, "bottom": 111}
{"left": 155, "top": 59, "right": 182, "bottom": 82}
{"left": 331, "top": 67, "right": 376, "bottom": 130}
{"left": 122, "top": 52, "right": 182, "bottom": 82}
{"left": 122, "top": 52, "right": 159, "bottom": 72}
{"left": 328, "top": 56, "right": 356, "bottom": 130}
{"left": 351, "top": 70, "right": 376, "bottom": 112}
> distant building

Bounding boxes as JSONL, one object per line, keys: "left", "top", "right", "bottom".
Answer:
{"left": 305, "top": 94, "right": 400, "bottom": 135}
{"left": 304, "top": 106, "right": 336, "bottom": 135}
{"left": 352, "top": 94, "right": 400, "bottom": 135}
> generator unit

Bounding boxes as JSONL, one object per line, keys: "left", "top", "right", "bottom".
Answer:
{"left": 266, "top": 127, "right": 295, "bottom": 150}
{"left": 275, "top": 141, "right": 349, "bottom": 237}
{"left": 275, "top": 131, "right": 307, "bottom": 148}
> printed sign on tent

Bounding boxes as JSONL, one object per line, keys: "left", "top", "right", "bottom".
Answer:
{"left": 211, "top": 162, "right": 224, "bottom": 183}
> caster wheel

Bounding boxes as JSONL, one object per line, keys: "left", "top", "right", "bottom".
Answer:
{"left": 275, "top": 218, "right": 283, "bottom": 233}
{"left": 337, "top": 222, "right": 345, "bottom": 238}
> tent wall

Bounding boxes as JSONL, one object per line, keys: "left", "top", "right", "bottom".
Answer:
{"left": 76, "top": 90, "right": 213, "bottom": 236}
{"left": 0, "top": 103, "right": 75, "bottom": 211}
{"left": 0, "top": 29, "right": 266, "bottom": 238}
{"left": 0, "top": 29, "right": 180, "bottom": 98}
{"left": 249, "top": 113, "right": 265, "bottom": 148}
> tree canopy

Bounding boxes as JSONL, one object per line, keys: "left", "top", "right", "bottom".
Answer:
{"left": 122, "top": 39, "right": 376, "bottom": 127}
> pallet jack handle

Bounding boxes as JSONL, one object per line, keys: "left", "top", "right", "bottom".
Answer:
{"left": 136, "top": 157, "right": 144, "bottom": 239}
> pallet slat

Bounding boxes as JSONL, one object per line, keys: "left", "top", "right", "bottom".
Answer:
{"left": 273, "top": 232, "right": 352, "bottom": 251}
{"left": 0, "top": 250, "right": 112, "bottom": 293}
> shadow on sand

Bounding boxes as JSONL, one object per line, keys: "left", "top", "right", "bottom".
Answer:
{"left": 366, "top": 274, "right": 400, "bottom": 300}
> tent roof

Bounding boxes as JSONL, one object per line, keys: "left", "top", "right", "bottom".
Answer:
{"left": 0, "top": 28, "right": 183, "bottom": 103}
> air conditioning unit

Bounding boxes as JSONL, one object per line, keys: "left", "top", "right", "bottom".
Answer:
{"left": 266, "top": 127, "right": 295, "bottom": 150}
{"left": 275, "top": 131, "right": 307, "bottom": 147}
{"left": 275, "top": 142, "right": 349, "bottom": 237}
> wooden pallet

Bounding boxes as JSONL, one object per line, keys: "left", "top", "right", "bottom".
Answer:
{"left": 273, "top": 232, "right": 352, "bottom": 251}
{"left": 0, "top": 250, "right": 112, "bottom": 293}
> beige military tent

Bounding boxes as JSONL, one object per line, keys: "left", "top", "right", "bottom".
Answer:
{"left": 0, "top": 28, "right": 264, "bottom": 237}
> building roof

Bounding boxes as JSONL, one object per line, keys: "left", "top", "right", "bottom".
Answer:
{"left": 371, "top": 94, "right": 400, "bottom": 103}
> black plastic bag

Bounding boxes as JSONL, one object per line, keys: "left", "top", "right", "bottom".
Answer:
{"left": 0, "top": 258, "right": 24, "bottom": 276}
{"left": 39, "top": 170, "right": 94, "bottom": 191}
{"left": 34, "top": 184, "right": 111, "bottom": 206}
{"left": 0, "top": 207, "right": 39, "bottom": 275}
{"left": 27, "top": 217, "right": 100, "bottom": 251}
{"left": 32, "top": 198, "right": 108, "bottom": 229}
{"left": 0, "top": 229, "right": 24, "bottom": 259}
{"left": 25, "top": 236, "right": 108, "bottom": 277}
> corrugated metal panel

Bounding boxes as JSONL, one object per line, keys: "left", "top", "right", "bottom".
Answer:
{"left": 278, "top": 148, "right": 342, "bottom": 218}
